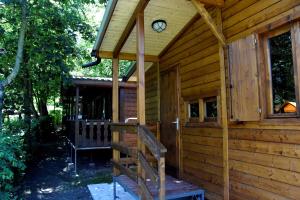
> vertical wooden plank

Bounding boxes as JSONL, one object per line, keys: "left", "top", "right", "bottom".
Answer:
{"left": 136, "top": 11, "right": 147, "bottom": 199}
{"left": 217, "top": 8, "right": 229, "bottom": 200}
{"left": 82, "top": 121, "right": 86, "bottom": 148}
{"left": 157, "top": 62, "right": 161, "bottom": 123}
{"left": 89, "top": 122, "right": 94, "bottom": 147}
{"left": 75, "top": 87, "right": 79, "bottom": 147}
{"left": 292, "top": 21, "right": 300, "bottom": 114}
{"left": 198, "top": 99, "right": 205, "bottom": 122}
{"left": 137, "top": 12, "right": 146, "bottom": 126}
{"left": 159, "top": 157, "right": 165, "bottom": 200}
{"left": 104, "top": 121, "right": 109, "bottom": 146}
{"left": 229, "top": 34, "right": 260, "bottom": 121}
{"left": 96, "top": 121, "right": 102, "bottom": 146}
{"left": 112, "top": 57, "right": 120, "bottom": 176}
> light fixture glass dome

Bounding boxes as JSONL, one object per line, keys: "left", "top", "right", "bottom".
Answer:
{"left": 151, "top": 19, "right": 167, "bottom": 33}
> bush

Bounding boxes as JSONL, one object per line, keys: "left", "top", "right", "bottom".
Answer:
{"left": 49, "top": 110, "right": 62, "bottom": 127}
{"left": 0, "top": 120, "right": 26, "bottom": 200}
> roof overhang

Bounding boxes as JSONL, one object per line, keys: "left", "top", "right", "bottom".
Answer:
{"left": 93, "top": 0, "right": 203, "bottom": 59}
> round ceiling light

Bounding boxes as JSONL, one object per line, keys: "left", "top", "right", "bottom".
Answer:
{"left": 151, "top": 19, "right": 167, "bottom": 33}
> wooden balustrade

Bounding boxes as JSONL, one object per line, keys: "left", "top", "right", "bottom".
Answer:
{"left": 66, "top": 119, "right": 111, "bottom": 148}
{"left": 110, "top": 123, "right": 166, "bottom": 200}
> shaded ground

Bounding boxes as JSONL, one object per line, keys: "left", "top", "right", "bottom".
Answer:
{"left": 18, "top": 139, "right": 113, "bottom": 200}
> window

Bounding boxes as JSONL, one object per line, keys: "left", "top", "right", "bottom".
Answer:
{"left": 204, "top": 97, "right": 218, "bottom": 121}
{"left": 185, "top": 96, "right": 219, "bottom": 124}
{"left": 189, "top": 102, "right": 199, "bottom": 118}
{"left": 262, "top": 24, "right": 300, "bottom": 117}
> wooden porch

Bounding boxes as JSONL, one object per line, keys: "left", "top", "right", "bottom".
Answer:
{"left": 110, "top": 123, "right": 204, "bottom": 200}
{"left": 86, "top": 0, "right": 300, "bottom": 199}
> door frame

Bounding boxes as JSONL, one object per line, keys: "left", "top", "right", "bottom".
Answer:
{"left": 159, "top": 63, "right": 182, "bottom": 177}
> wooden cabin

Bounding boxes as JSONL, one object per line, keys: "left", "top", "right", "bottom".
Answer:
{"left": 62, "top": 77, "right": 137, "bottom": 172}
{"left": 89, "top": 0, "right": 300, "bottom": 199}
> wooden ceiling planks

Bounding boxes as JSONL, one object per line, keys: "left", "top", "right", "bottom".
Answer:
{"left": 113, "top": 0, "right": 150, "bottom": 58}
{"left": 121, "top": 0, "right": 197, "bottom": 56}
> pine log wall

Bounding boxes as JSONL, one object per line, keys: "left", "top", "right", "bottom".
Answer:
{"left": 119, "top": 87, "right": 137, "bottom": 122}
{"left": 145, "top": 63, "right": 159, "bottom": 123}
{"left": 148, "top": 1, "right": 300, "bottom": 200}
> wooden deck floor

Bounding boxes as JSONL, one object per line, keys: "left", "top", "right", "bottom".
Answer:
{"left": 114, "top": 175, "right": 204, "bottom": 200}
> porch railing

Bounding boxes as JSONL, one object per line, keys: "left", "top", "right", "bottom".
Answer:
{"left": 111, "top": 123, "right": 167, "bottom": 200}
{"left": 65, "top": 119, "right": 111, "bottom": 148}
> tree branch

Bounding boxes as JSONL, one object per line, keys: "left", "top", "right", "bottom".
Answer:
{"left": 2, "top": 0, "right": 27, "bottom": 87}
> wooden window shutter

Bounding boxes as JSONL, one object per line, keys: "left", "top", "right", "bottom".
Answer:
{"left": 228, "top": 34, "right": 260, "bottom": 121}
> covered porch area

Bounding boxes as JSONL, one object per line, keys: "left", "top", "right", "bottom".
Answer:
{"left": 91, "top": 0, "right": 228, "bottom": 199}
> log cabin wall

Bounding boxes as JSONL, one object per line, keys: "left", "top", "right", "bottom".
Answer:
{"left": 155, "top": 1, "right": 300, "bottom": 200}
{"left": 145, "top": 63, "right": 159, "bottom": 123}
{"left": 119, "top": 87, "right": 137, "bottom": 122}
{"left": 159, "top": 8, "right": 223, "bottom": 200}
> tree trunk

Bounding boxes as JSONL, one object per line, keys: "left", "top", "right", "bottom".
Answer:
{"left": 38, "top": 98, "right": 49, "bottom": 117}
{"left": 0, "top": 84, "right": 4, "bottom": 130}
{"left": 0, "top": 0, "right": 27, "bottom": 130}
{"left": 23, "top": 71, "right": 31, "bottom": 127}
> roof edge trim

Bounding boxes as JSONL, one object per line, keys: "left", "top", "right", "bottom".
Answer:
{"left": 92, "top": 0, "right": 118, "bottom": 52}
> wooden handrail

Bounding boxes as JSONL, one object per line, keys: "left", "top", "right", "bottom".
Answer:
{"left": 110, "top": 123, "right": 166, "bottom": 200}
{"left": 138, "top": 151, "right": 159, "bottom": 187}
{"left": 137, "top": 125, "right": 166, "bottom": 200}
{"left": 138, "top": 125, "right": 167, "bottom": 160}
{"left": 110, "top": 123, "right": 138, "bottom": 133}
{"left": 112, "top": 160, "right": 137, "bottom": 182}
{"left": 111, "top": 142, "right": 137, "bottom": 158}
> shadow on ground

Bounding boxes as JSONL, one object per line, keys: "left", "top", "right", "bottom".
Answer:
{"left": 18, "top": 139, "right": 113, "bottom": 200}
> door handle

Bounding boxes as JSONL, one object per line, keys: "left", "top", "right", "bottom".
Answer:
{"left": 172, "top": 117, "right": 179, "bottom": 131}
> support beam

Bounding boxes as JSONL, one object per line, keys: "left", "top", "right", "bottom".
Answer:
{"left": 112, "top": 58, "right": 120, "bottom": 176}
{"left": 136, "top": 11, "right": 147, "bottom": 199}
{"left": 216, "top": 9, "right": 229, "bottom": 200}
{"left": 99, "top": 51, "right": 158, "bottom": 62}
{"left": 191, "top": 0, "right": 226, "bottom": 46}
{"left": 197, "top": 0, "right": 224, "bottom": 7}
{"left": 113, "top": 0, "right": 149, "bottom": 58}
{"left": 136, "top": 13, "right": 146, "bottom": 125}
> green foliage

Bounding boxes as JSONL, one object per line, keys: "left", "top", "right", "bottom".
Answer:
{"left": 72, "top": 59, "right": 132, "bottom": 78}
{"left": 49, "top": 109, "right": 62, "bottom": 127}
{"left": 0, "top": 120, "right": 26, "bottom": 199}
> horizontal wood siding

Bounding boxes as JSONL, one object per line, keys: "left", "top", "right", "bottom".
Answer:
{"left": 159, "top": 0, "right": 300, "bottom": 199}
{"left": 182, "top": 127, "right": 224, "bottom": 200}
{"left": 145, "top": 64, "right": 159, "bottom": 123}
{"left": 160, "top": 8, "right": 223, "bottom": 200}
{"left": 223, "top": 1, "right": 300, "bottom": 199}
{"left": 120, "top": 87, "right": 137, "bottom": 122}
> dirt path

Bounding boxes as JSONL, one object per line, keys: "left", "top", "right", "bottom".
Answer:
{"left": 18, "top": 140, "right": 112, "bottom": 200}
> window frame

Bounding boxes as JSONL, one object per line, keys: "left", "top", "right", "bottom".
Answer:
{"left": 204, "top": 96, "right": 218, "bottom": 122}
{"left": 261, "top": 23, "right": 300, "bottom": 118}
{"left": 185, "top": 95, "right": 220, "bottom": 125}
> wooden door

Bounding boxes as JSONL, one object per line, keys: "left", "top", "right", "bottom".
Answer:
{"left": 160, "top": 66, "right": 180, "bottom": 176}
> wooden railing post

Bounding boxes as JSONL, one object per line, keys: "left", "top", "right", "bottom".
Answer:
{"left": 159, "top": 156, "right": 165, "bottom": 200}
{"left": 112, "top": 58, "right": 120, "bottom": 176}
{"left": 75, "top": 87, "right": 79, "bottom": 147}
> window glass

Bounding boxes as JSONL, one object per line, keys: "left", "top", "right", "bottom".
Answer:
{"left": 269, "top": 31, "right": 296, "bottom": 113}
{"left": 205, "top": 98, "right": 217, "bottom": 119}
{"left": 189, "top": 102, "right": 199, "bottom": 118}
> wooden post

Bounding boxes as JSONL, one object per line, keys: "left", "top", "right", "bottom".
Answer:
{"left": 75, "top": 87, "right": 79, "bottom": 146}
{"left": 136, "top": 11, "right": 147, "bottom": 199}
{"left": 112, "top": 57, "right": 120, "bottom": 176}
{"left": 216, "top": 9, "right": 229, "bottom": 200}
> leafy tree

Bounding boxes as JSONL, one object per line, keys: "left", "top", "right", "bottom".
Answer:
{"left": 0, "top": 0, "right": 107, "bottom": 122}
{"left": 0, "top": 0, "right": 27, "bottom": 130}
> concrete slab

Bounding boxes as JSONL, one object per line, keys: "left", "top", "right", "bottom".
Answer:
{"left": 88, "top": 183, "right": 134, "bottom": 200}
